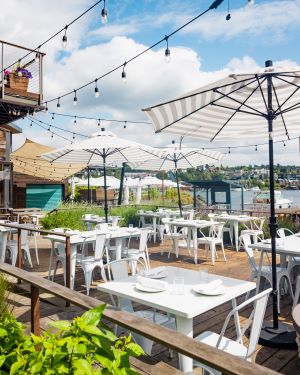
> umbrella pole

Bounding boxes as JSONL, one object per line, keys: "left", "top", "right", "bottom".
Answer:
{"left": 258, "top": 60, "right": 296, "bottom": 349}
{"left": 103, "top": 154, "right": 108, "bottom": 223}
{"left": 118, "top": 162, "right": 126, "bottom": 206}
{"left": 175, "top": 161, "right": 182, "bottom": 217}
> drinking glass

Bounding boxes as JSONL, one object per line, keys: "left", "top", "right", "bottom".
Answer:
{"left": 129, "top": 224, "right": 133, "bottom": 229}
{"left": 172, "top": 276, "right": 185, "bottom": 295}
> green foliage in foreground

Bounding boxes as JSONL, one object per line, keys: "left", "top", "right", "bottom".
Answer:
{"left": 40, "top": 203, "right": 159, "bottom": 230}
{"left": 0, "top": 304, "right": 143, "bottom": 374}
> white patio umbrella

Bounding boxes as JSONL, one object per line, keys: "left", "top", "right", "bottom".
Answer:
{"left": 124, "top": 180, "right": 130, "bottom": 205}
{"left": 133, "top": 142, "right": 223, "bottom": 215}
{"left": 42, "top": 128, "right": 161, "bottom": 222}
{"left": 143, "top": 60, "right": 300, "bottom": 347}
{"left": 76, "top": 176, "right": 120, "bottom": 190}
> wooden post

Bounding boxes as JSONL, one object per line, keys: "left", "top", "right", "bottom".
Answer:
{"left": 31, "top": 285, "right": 40, "bottom": 336}
{"left": 65, "top": 236, "right": 71, "bottom": 307}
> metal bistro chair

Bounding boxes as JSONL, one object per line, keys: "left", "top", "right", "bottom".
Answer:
{"left": 194, "top": 288, "right": 272, "bottom": 375}
{"left": 277, "top": 228, "right": 300, "bottom": 279}
{"left": 197, "top": 222, "right": 227, "bottom": 265}
{"left": 6, "top": 228, "right": 33, "bottom": 268}
{"left": 104, "top": 258, "right": 176, "bottom": 357}
{"left": 125, "top": 228, "right": 150, "bottom": 275}
{"left": 240, "top": 234, "right": 293, "bottom": 313}
{"left": 241, "top": 217, "right": 265, "bottom": 244}
{"left": 162, "top": 218, "right": 189, "bottom": 259}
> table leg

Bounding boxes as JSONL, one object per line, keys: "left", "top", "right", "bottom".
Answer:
{"left": 0, "top": 232, "right": 8, "bottom": 262}
{"left": 176, "top": 316, "right": 193, "bottom": 373}
{"left": 193, "top": 228, "right": 198, "bottom": 264}
{"left": 153, "top": 217, "right": 157, "bottom": 243}
{"left": 70, "top": 244, "right": 77, "bottom": 290}
{"left": 256, "top": 250, "right": 264, "bottom": 294}
{"left": 234, "top": 222, "right": 239, "bottom": 251}
{"left": 48, "top": 241, "right": 54, "bottom": 279}
{"left": 115, "top": 239, "right": 123, "bottom": 260}
{"left": 187, "top": 228, "right": 191, "bottom": 252}
{"left": 232, "top": 298, "right": 242, "bottom": 344}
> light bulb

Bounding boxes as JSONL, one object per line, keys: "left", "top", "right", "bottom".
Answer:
{"left": 57, "top": 99, "right": 61, "bottom": 110}
{"left": 3, "top": 76, "right": 7, "bottom": 85}
{"left": 62, "top": 34, "right": 67, "bottom": 48}
{"left": 95, "top": 86, "right": 100, "bottom": 98}
{"left": 122, "top": 70, "right": 126, "bottom": 83}
{"left": 35, "top": 53, "right": 39, "bottom": 63}
{"left": 73, "top": 97, "right": 77, "bottom": 106}
{"left": 101, "top": 8, "right": 108, "bottom": 24}
{"left": 165, "top": 48, "right": 171, "bottom": 63}
{"left": 247, "top": 0, "right": 254, "bottom": 6}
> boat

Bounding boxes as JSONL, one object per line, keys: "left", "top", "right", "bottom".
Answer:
{"left": 285, "top": 184, "right": 298, "bottom": 190}
{"left": 253, "top": 190, "right": 292, "bottom": 209}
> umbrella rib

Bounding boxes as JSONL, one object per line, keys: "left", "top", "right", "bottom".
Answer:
{"left": 213, "top": 88, "right": 265, "bottom": 116}
{"left": 48, "top": 149, "right": 73, "bottom": 162}
{"left": 211, "top": 103, "right": 263, "bottom": 117}
{"left": 271, "top": 83, "right": 290, "bottom": 139}
{"left": 181, "top": 153, "right": 196, "bottom": 168}
{"left": 143, "top": 76, "right": 256, "bottom": 111}
{"left": 281, "top": 103, "right": 300, "bottom": 114}
{"left": 156, "top": 77, "right": 259, "bottom": 134}
{"left": 255, "top": 75, "right": 268, "bottom": 112}
{"left": 210, "top": 81, "right": 265, "bottom": 141}
{"left": 273, "top": 77, "right": 300, "bottom": 116}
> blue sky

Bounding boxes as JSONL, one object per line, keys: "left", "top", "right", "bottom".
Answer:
{"left": 2, "top": 0, "right": 300, "bottom": 166}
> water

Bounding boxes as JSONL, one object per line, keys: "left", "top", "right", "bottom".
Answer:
{"left": 197, "top": 189, "right": 300, "bottom": 210}
{"left": 231, "top": 189, "right": 300, "bottom": 210}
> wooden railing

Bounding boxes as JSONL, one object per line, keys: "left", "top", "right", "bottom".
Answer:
{"left": 0, "top": 262, "right": 278, "bottom": 375}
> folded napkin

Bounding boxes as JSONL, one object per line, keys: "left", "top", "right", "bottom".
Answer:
{"left": 194, "top": 279, "right": 223, "bottom": 293}
{"left": 136, "top": 276, "right": 168, "bottom": 291}
{"left": 142, "top": 266, "right": 167, "bottom": 278}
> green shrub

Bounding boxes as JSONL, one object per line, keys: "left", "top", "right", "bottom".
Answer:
{"left": 0, "top": 305, "right": 143, "bottom": 374}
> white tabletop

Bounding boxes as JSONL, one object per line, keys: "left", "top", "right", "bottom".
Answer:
{"left": 168, "top": 219, "right": 212, "bottom": 228}
{"left": 97, "top": 266, "right": 255, "bottom": 319}
{"left": 213, "top": 214, "right": 255, "bottom": 222}
{"left": 250, "top": 235, "right": 300, "bottom": 256}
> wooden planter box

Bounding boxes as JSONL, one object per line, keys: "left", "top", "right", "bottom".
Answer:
{"left": 6, "top": 74, "right": 29, "bottom": 91}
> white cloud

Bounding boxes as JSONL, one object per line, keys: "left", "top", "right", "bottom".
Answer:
{"left": 177, "top": 0, "right": 300, "bottom": 41}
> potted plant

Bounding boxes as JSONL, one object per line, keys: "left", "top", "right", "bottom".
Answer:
{"left": 4, "top": 63, "right": 32, "bottom": 91}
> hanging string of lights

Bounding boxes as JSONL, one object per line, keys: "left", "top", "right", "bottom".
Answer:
{"left": 43, "top": 0, "right": 225, "bottom": 107}
{"left": 13, "top": 156, "right": 78, "bottom": 170}
{"left": 28, "top": 118, "right": 76, "bottom": 143}
{"left": 46, "top": 112, "right": 151, "bottom": 126}
{"left": 2, "top": 0, "right": 105, "bottom": 73}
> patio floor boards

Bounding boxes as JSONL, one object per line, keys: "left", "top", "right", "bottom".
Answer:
{"left": 7, "top": 236, "right": 300, "bottom": 374}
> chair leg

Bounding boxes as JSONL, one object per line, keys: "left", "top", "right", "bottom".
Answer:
{"left": 52, "top": 261, "right": 60, "bottom": 282}
{"left": 34, "top": 233, "right": 39, "bottom": 265}
{"left": 221, "top": 243, "right": 226, "bottom": 261}
{"left": 84, "top": 268, "right": 93, "bottom": 296}
{"left": 293, "top": 276, "right": 300, "bottom": 309}
{"left": 211, "top": 244, "right": 215, "bottom": 265}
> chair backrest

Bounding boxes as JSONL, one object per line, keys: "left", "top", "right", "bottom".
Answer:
{"left": 217, "top": 288, "right": 271, "bottom": 359}
{"left": 208, "top": 213, "right": 216, "bottom": 222}
{"left": 277, "top": 227, "right": 294, "bottom": 238}
{"left": 210, "top": 223, "right": 224, "bottom": 239}
{"left": 257, "top": 217, "right": 265, "bottom": 231}
{"left": 240, "top": 234, "right": 257, "bottom": 272}
{"left": 188, "top": 209, "right": 194, "bottom": 220}
{"left": 94, "top": 234, "right": 107, "bottom": 260}
{"left": 21, "top": 229, "right": 28, "bottom": 245}
{"left": 95, "top": 223, "right": 109, "bottom": 231}
{"left": 82, "top": 214, "right": 93, "bottom": 220}
{"left": 161, "top": 218, "right": 171, "bottom": 234}
{"left": 110, "top": 216, "right": 119, "bottom": 226}
{"left": 139, "top": 228, "right": 149, "bottom": 252}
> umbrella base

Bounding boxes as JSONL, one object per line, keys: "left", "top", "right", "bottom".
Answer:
{"left": 259, "top": 321, "right": 297, "bottom": 349}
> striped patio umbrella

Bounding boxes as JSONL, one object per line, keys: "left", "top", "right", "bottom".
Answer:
{"left": 143, "top": 60, "right": 300, "bottom": 348}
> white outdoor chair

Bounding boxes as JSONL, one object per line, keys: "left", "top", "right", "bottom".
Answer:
{"left": 162, "top": 218, "right": 189, "bottom": 259}
{"left": 240, "top": 234, "right": 293, "bottom": 313}
{"left": 241, "top": 217, "right": 265, "bottom": 244}
{"left": 277, "top": 228, "right": 300, "bottom": 279}
{"left": 105, "top": 258, "right": 176, "bottom": 356}
{"left": 188, "top": 209, "right": 195, "bottom": 220}
{"left": 125, "top": 228, "right": 150, "bottom": 274}
{"left": 110, "top": 216, "right": 119, "bottom": 226}
{"left": 194, "top": 288, "right": 272, "bottom": 374}
{"left": 82, "top": 214, "right": 95, "bottom": 231}
{"left": 77, "top": 233, "right": 109, "bottom": 295}
{"left": 25, "top": 223, "right": 39, "bottom": 265}
{"left": 6, "top": 229, "right": 33, "bottom": 268}
{"left": 208, "top": 213, "right": 232, "bottom": 246}
{"left": 197, "top": 222, "right": 226, "bottom": 265}
{"left": 293, "top": 276, "right": 300, "bottom": 309}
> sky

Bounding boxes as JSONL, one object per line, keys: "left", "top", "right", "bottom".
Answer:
{"left": 2, "top": 0, "right": 300, "bottom": 167}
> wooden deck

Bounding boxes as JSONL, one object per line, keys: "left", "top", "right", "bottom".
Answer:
{"left": 7, "top": 236, "right": 300, "bottom": 374}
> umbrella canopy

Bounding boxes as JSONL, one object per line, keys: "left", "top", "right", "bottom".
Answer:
{"left": 42, "top": 129, "right": 161, "bottom": 221}
{"left": 133, "top": 142, "right": 223, "bottom": 214}
{"left": 143, "top": 60, "right": 299, "bottom": 347}
{"left": 139, "top": 176, "right": 163, "bottom": 187}
{"left": 76, "top": 176, "right": 120, "bottom": 190}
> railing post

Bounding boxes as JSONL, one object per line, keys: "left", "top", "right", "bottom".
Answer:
{"left": 1, "top": 42, "right": 4, "bottom": 100}
{"left": 31, "top": 285, "right": 40, "bottom": 336}
{"left": 17, "top": 228, "right": 21, "bottom": 283}
{"left": 65, "top": 236, "right": 71, "bottom": 307}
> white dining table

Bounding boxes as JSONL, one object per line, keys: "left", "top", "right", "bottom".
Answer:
{"left": 249, "top": 235, "right": 300, "bottom": 292}
{"left": 167, "top": 219, "right": 213, "bottom": 263}
{"left": 97, "top": 266, "right": 255, "bottom": 373}
{"left": 44, "top": 227, "right": 141, "bottom": 285}
{"left": 213, "top": 214, "right": 257, "bottom": 251}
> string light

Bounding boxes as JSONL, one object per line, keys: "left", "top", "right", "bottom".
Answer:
{"left": 94, "top": 80, "right": 100, "bottom": 98}
{"left": 226, "top": 0, "right": 231, "bottom": 20}
{"left": 247, "top": 0, "right": 254, "bottom": 6}
{"left": 62, "top": 26, "right": 68, "bottom": 48}
{"left": 57, "top": 98, "right": 61, "bottom": 109}
{"left": 101, "top": 0, "right": 108, "bottom": 24}
{"left": 45, "top": 102, "right": 48, "bottom": 113}
{"left": 43, "top": 0, "right": 225, "bottom": 105}
{"left": 255, "top": 145, "right": 258, "bottom": 151}
{"left": 164, "top": 36, "right": 171, "bottom": 63}
{"left": 122, "top": 63, "right": 127, "bottom": 83}
{"left": 98, "top": 119, "right": 101, "bottom": 127}
{"left": 73, "top": 133, "right": 75, "bottom": 140}
{"left": 51, "top": 132, "right": 54, "bottom": 139}
{"left": 228, "top": 147, "right": 231, "bottom": 154}
{"left": 48, "top": 126, "right": 51, "bottom": 131}
{"left": 124, "top": 121, "right": 127, "bottom": 129}
{"left": 30, "top": 121, "right": 32, "bottom": 127}
{"left": 74, "top": 116, "right": 77, "bottom": 124}
{"left": 73, "top": 90, "right": 78, "bottom": 106}
{"left": 283, "top": 141, "right": 286, "bottom": 147}
{"left": 52, "top": 113, "right": 55, "bottom": 120}
{"left": 35, "top": 47, "right": 40, "bottom": 62}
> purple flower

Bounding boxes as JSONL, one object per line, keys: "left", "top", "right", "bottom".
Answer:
{"left": 14, "top": 67, "right": 32, "bottom": 79}
{"left": 4, "top": 70, "right": 11, "bottom": 76}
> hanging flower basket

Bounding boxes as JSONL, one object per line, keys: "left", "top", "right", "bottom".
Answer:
{"left": 6, "top": 74, "right": 29, "bottom": 91}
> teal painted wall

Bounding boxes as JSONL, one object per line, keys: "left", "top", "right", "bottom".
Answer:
{"left": 26, "top": 184, "right": 63, "bottom": 210}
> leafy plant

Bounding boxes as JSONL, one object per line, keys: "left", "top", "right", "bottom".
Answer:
{"left": 0, "top": 305, "right": 143, "bottom": 374}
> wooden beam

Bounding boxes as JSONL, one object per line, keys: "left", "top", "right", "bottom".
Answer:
{"left": 30, "top": 285, "right": 40, "bottom": 336}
